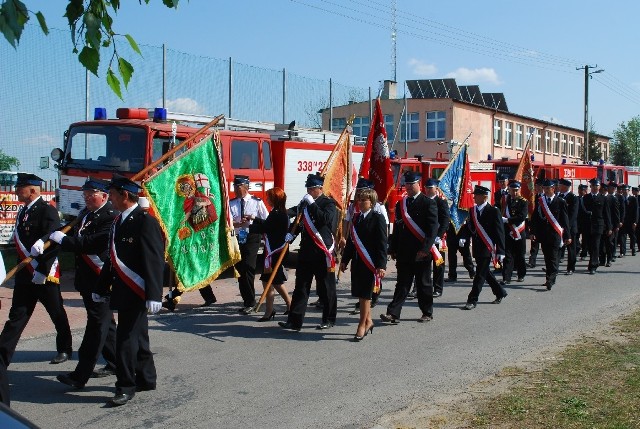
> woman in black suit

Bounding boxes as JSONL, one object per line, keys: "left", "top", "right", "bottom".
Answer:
{"left": 340, "top": 188, "right": 388, "bottom": 341}
{"left": 249, "top": 187, "right": 292, "bottom": 321}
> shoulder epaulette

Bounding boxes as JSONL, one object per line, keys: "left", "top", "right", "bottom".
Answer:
{"left": 251, "top": 196, "right": 261, "bottom": 201}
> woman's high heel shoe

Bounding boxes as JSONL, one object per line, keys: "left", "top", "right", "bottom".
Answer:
{"left": 258, "top": 311, "right": 276, "bottom": 322}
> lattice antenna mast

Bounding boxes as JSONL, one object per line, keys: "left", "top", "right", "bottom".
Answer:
{"left": 391, "top": 0, "right": 397, "bottom": 82}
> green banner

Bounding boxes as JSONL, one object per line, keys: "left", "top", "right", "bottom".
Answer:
{"left": 144, "top": 137, "right": 240, "bottom": 291}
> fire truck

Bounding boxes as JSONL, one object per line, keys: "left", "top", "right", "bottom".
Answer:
{"left": 50, "top": 108, "right": 363, "bottom": 220}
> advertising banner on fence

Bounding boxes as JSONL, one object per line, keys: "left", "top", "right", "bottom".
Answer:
{"left": 0, "top": 192, "right": 56, "bottom": 245}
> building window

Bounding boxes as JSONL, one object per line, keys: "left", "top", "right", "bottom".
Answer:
{"left": 384, "top": 114, "right": 394, "bottom": 142}
{"left": 505, "top": 122, "right": 513, "bottom": 148}
{"left": 543, "top": 130, "right": 550, "bottom": 154}
{"left": 332, "top": 118, "right": 346, "bottom": 133}
{"left": 353, "top": 116, "right": 370, "bottom": 138}
{"left": 426, "top": 111, "right": 446, "bottom": 140}
{"left": 515, "top": 124, "right": 523, "bottom": 149}
{"left": 561, "top": 134, "right": 567, "bottom": 156}
{"left": 553, "top": 132, "right": 560, "bottom": 154}
{"left": 493, "top": 119, "right": 502, "bottom": 146}
{"left": 400, "top": 112, "right": 419, "bottom": 141}
{"left": 576, "top": 137, "right": 582, "bottom": 159}
{"left": 534, "top": 128, "right": 541, "bottom": 152}
{"left": 569, "top": 136, "right": 575, "bottom": 157}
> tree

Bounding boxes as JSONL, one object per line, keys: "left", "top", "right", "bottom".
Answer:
{"left": 0, "top": 0, "right": 180, "bottom": 99}
{"left": 611, "top": 116, "right": 640, "bottom": 167}
{"left": 578, "top": 120, "right": 602, "bottom": 162}
{"left": 0, "top": 149, "right": 20, "bottom": 170}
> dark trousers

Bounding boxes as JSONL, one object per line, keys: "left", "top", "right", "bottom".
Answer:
{"left": 599, "top": 231, "right": 614, "bottom": 265}
{"left": 540, "top": 241, "right": 560, "bottom": 285}
{"left": 0, "top": 363, "right": 8, "bottom": 406}
{"left": 387, "top": 257, "right": 433, "bottom": 319}
{"left": 565, "top": 232, "right": 577, "bottom": 271}
{"left": 433, "top": 250, "right": 445, "bottom": 294}
{"left": 0, "top": 281, "right": 72, "bottom": 368}
{"left": 528, "top": 240, "right": 539, "bottom": 267}
{"left": 71, "top": 292, "right": 117, "bottom": 384}
{"left": 235, "top": 237, "right": 260, "bottom": 307}
{"left": 114, "top": 308, "right": 156, "bottom": 395}
{"left": 586, "top": 229, "right": 602, "bottom": 271}
{"left": 579, "top": 229, "right": 589, "bottom": 257}
{"left": 467, "top": 256, "right": 506, "bottom": 304}
{"left": 446, "top": 234, "right": 474, "bottom": 279}
{"left": 619, "top": 227, "right": 636, "bottom": 255}
{"left": 287, "top": 257, "right": 337, "bottom": 328}
{"left": 503, "top": 236, "right": 526, "bottom": 282}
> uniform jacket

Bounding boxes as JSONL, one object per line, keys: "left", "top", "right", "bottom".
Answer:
{"left": 582, "top": 193, "right": 611, "bottom": 234}
{"left": 622, "top": 195, "right": 639, "bottom": 229}
{"left": 434, "top": 196, "right": 450, "bottom": 240}
{"left": 289, "top": 194, "right": 338, "bottom": 262}
{"left": 96, "top": 206, "right": 165, "bottom": 310}
{"left": 558, "top": 191, "right": 578, "bottom": 235}
{"left": 59, "top": 202, "right": 119, "bottom": 294}
{"left": 502, "top": 195, "right": 528, "bottom": 237}
{"left": 493, "top": 188, "right": 509, "bottom": 212}
{"left": 389, "top": 193, "right": 439, "bottom": 260}
{"left": 342, "top": 210, "right": 388, "bottom": 280}
{"left": 250, "top": 209, "right": 289, "bottom": 252}
{"left": 531, "top": 195, "right": 571, "bottom": 246}
{"left": 459, "top": 203, "right": 505, "bottom": 259}
{"left": 607, "top": 194, "right": 621, "bottom": 229}
{"left": 14, "top": 197, "right": 60, "bottom": 285}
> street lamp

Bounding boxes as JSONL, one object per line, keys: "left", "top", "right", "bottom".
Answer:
{"left": 578, "top": 65, "right": 604, "bottom": 163}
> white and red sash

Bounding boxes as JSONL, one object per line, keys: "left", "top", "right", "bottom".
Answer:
{"left": 78, "top": 212, "right": 104, "bottom": 275}
{"left": 13, "top": 219, "right": 60, "bottom": 283}
{"left": 401, "top": 196, "right": 443, "bottom": 265}
{"left": 263, "top": 234, "right": 288, "bottom": 273}
{"left": 302, "top": 208, "right": 335, "bottom": 271}
{"left": 470, "top": 205, "right": 498, "bottom": 265}
{"left": 350, "top": 214, "right": 382, "bottom": 293}
{"left": 109, "top": 219, "right": 146, "bottom": 299}
{"left": 539, "top": 196, "right": 564, "bottom": 238}
{"left": 505, "top": 202, "right": 526, "bottom": 240}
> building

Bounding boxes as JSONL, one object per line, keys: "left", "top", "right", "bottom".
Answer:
{"left": 322, "top": 79, "right": 611, "bottom": 164}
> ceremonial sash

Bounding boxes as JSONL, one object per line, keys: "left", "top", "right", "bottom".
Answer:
{"left": 539, "top": 196, "right": 564, "bottom": 238}
{"left": 501, "top": 193, "right": 507, "bottom": 215}
{"left": 13, "top": 224, "right": 60, "bottom": 283}
{"left": 263, "top": 234, "right": 288, "bottom": 273}
{"left": 401, "top": 196, "right": 442, "bottom": 265}
{"left": 350, "top": 215, "right": 381, "bottom": 293}
{"left": 302, "top": 208, "right": 335, "bottom": 271}
{"left": 109, "top": 220, "right": 146, "bottom": 299}
{"left": 470, "top": 206, "right": 498, "bottom": 265}
{"left": 505, "top": 202, "right": 525, "bottom": 240}
{"left": 78, "top": 212, "right": 104, "bottom": 275}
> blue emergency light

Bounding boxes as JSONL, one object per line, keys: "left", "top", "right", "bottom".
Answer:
{"left": 562, "top": 158, "right": 567, "bottom": 164}
{"left": 389, "top": 150, "right": 398, "bottom": 160}
{"left": 487, "top": 154, "right": 492, "bottom": 160}
{"left": 94, "top": 107, "right": 107, "bottom": 120}
{"left": 153, "top": 108, "right": 167, "bottom": 121}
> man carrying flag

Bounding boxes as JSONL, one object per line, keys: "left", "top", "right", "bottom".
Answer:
{"left": 423, "top": 178, "right": 449, "bottom": 298}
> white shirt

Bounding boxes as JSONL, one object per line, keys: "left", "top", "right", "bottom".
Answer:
{"left": 120, "top": 204, "right": 138, "bottom": 224}
{"left": 229, "top": 193, "right": 268, "bottom": 233}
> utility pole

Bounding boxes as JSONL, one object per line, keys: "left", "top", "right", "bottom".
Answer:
{"left": 577, "top": 65, "right": 604, "bottom": 163}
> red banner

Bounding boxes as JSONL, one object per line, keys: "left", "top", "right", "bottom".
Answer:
{"left": 514, "top": 142, "right": 535, "bottom": 217}
{"left": 459, "top": 149, "right": 475, "bottom": 209}
{"left": 359, "top": 99, "right": 393, "bottom": 203}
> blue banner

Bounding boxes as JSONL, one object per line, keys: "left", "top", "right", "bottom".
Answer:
{"left": 438, "top": 145, "right": 468, "bottom": 232}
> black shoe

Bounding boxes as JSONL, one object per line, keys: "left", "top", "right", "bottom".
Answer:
{"left": 588, "top": 269, "right": 596, "bottom": 275}
{"left": 493, "top": 293, "right": 507, "bottom": 304}
{"left": 258, "top": 311, "right": 276, "bottom": 322}
{"left": 543, "top": 282, "right": 552, "bottom": 291}
{"left": 91, "top": 365, "right": 116, "bottom": 378}
{"left": 619, "top": 254, "right": 625, "bottom": 258}
{"left": 516, "top": 277, "right": 525, "bottom": 282}
{"left": 417, "top": 314, "right": 433, "bottom": 322}
{"left": 200, "top": 296, "right": 217, "bottom": 307}
{"left": 632, "top": 252, "right": 636, "bottom": 256}
{"left": 238, "top": 306, "right": 254, "bottom": 315}
{"left": 526, "top": 263, "right": 535, "bottom": 269}
{"left": 162, "top": 299, "right": 176, "bottom": 312}
{"left": 108, "top": 393, "right": 135, "bottom": 407}
{"left": 565, "top": 270, "right": 574, "bottom": 276}
{"left": 444, "top": 278, "right": 457, "bottom": 283}
{"left": 135, "top": 384, "right": 156, "bottom": 392}
{"left": 469, "top": 271, "right": 476, "bottom": 279}
{"left": 462, "top": 302, "right": 476, "bottom": 310}
{"left": 380, "top": 314, "right": 399, "bottom": 324}
{"left": 611, "top": 257, "right": 617, "bottom": 262}
{"left": 605, "top": 262, "right": 611, "bottom": 267}
{"left": 278, "top": 321, "right": 300, "bottom": 332}
{"left": 316, "top": 321, "right": 334, "bottom": 330}
{"left": 57, "top": 373, "right": 84, "bottom": 389}
{"left": 350, "top": 307, "right": 361, "bottom": 315}
{"left": 407, "top": 289, "right": 417, "bottom": 300}
{"left": 50, "top": 352, "right": 70, "bottom": 364}
{"left": 311, "top": 299, "right": 323, "bottom": 308}
{"left": 432, "top": 291, "right": 442, "bottom": 298}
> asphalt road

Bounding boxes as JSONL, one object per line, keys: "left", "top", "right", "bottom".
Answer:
{"left": 7, "top": 251, "right": 640, "bottom": 428}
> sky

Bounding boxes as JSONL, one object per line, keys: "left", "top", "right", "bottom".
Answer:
{"left": 26, "top": 0, "right": 640, "bottom": 139}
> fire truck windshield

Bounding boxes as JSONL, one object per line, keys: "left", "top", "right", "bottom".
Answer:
{"left": 65, "top": 125, "right": 146, "bottom": 172}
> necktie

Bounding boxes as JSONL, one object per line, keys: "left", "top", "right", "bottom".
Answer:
{"left": 240, "top": 198, "right": 245, "bottom": 219}
{"left": 476, "top": 206, "right": 481, "bottom": 217}
{"left": 547, "top": 197, "right": 551, "bottom": 205}
{"left": 406, "top": 197, "right": 414, "bottom": 207}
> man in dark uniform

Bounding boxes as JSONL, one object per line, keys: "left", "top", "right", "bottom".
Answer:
{"left": 95, "top": 175, "right": 164, "bottom": 407}
{"left": 611, "top": 183, "right": 625, "bottom": 259}
{"left": 600, "top": 182, "right": 619, "bottom": 267}
{"left": 530, "top": 179, "right": 571, "bottom": 290}
{"left": 583, "top": 178, "right": 612, "bottom": 274}
{"left": 634, "top": 187, "right": 640, "bottom": 253}
{"left": 0, "top": 173, "right": 73, "bottom": 405}
{"left": 444, "top": 222, "right": 475, "bottom": 282}
{"left": 424, "top": 178, "right": 449, "bottom": 298}
{"left": 51, "top": 178, "right": 118, "bottom": 389}
{"left": 381, "top": 171, "right": 438, "bottom": 322}
{"left": 493, "top": 173, "right": 510, "bottom": 212}
{"left": 619, "top": 184, "right": 638, "bottom": 256}
{"left": 279, "top": 173, "right": 338, "bottom": 331}
{"left": 576, "top": 184, "right": 590, "bottom": 260}
{"left": 460, "top": 185, "right": 506, "bottom": 309}
{"left": 500, "top": 180, "right": 528, "bottom": 284}
{"left": 527, "top": 178, "right": 545, "bottom": 268}
{"left": 557, "top": 179, "right": 578, "bottom": 275}
{"left": 229, "top": 175, "right": 269, "bottom": 314}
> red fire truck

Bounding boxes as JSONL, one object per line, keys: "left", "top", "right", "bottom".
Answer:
{"left": 51, "top": 108, "right": 363, "bottom": 220}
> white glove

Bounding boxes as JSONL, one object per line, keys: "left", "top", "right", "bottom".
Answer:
{"left": 92, "top": 293, "right": 108, "bottom": 303}
{"left": 30, "top": 239, "right": 45, "bottom": 256}
{"left": 49, "top": 231, "right": 67, "bottom": 244}
{"left": 301, "top": 194, "right": 314, "bottom": 205}
{"left": 146, "top": 300, "right": 162, "bottom": 314}
{"left": 285, "top": 233, "right": 295, "bottom": 243}
{"left": 32, "top": 271, "right": 47, "bottom": 284}
{"left": 502, "top": 217, "right": 508, "bottom": 224}
{"left": 459, "top": 239, "right": 466, "bottom": 247}
{"left": 498, "top": 254, "right": 505, "bottom": 263}
{"left": 434, "top": 237, "right": 442, "bottom": 246}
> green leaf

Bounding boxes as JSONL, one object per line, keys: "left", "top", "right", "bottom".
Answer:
{"left": 163, "top": 0, "right": 180, "bottom": 8}
{"left": 83, "top": 12, "right": 101, "bottom": 48}
{"left": 0, "top": 14, "right": 18, "bottom": 48}
{"left": 35, "top": 11, "right": 48, "bottom": 35}
{"left": 118, "top": 57, "right": 134, "bottom": 88}
{"left": 107, "top": 69, "right": 123, "bottom": 100}
{"left": 124, "top": 34, "right": 142, "bottom": 56}
{"left": 0, "top": 0, "right": 27, "bottom": 46}
{"left": 78, "top": 45, "right": 100, "bottom": 76}
{"left": 64, "top": 0, "right": 84, "bottom": 25}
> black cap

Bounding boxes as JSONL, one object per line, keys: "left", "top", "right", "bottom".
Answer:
{"left": 632, "top": 187, "right": 639, "bottom": 192}
{"left": 578, "top": 184, "right": 588, "bottom": 190}
{"left": 108, "top": 174, "right": 142, "bottom": 194}
{"left": 424, "top": 178, "right": 439, "bottom": 188}
{"left": 535, "top": 178, "right": 545, "bottom": 186}
{"left": 473, "top": 185, "right": 490, "bottom": 195}
{"left": 304, "top": 173, "right": 324, "bottom": 188}
{"left": 15, "top": 173, "right": 44, "bottom": 187}
{"left": 542, "top": 179, "right": 555, "bottom": 187}
{"left": 498, "top": 173, "right": 509, "bottom": 181}
{"left": 607, "top": 181, "right": 618, "bottom": 188}
{"left": 403, "top": 170, "right": 421, "bottom": 185}
{"left": 355, "top": 177, "right": 374, "bottom": 189}
{"left": 589, "top": 178, "right": 601, "bottom": 186}
{"left": 233, "top": 175, "right": 250, "bottom": 186}
{"left": 558, "top": 178, "right": 572, "bottom": 187}
{"left": 618, "top": 183, "right": 629, "bottom": 190}
{"left": 81, "top": 177, "right": 109, "bottom": 192}
{"left": 508, "top": 180, "right": 521, "bottom": 189}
